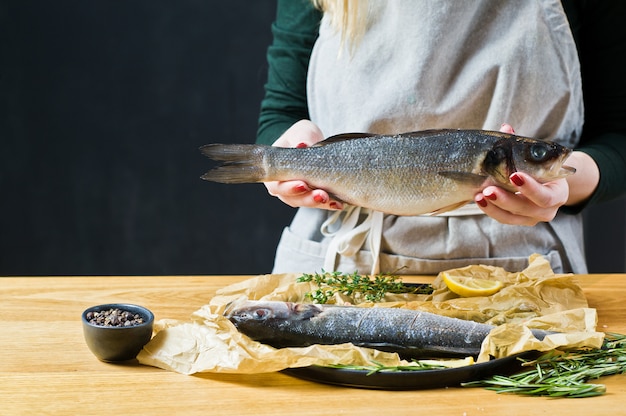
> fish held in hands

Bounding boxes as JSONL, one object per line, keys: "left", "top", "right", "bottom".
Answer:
{"left": 200, "top": 129, "right": 575, "bottom": 216}
{"left": 224, "top": 300, "right": 552, "bottom": 359}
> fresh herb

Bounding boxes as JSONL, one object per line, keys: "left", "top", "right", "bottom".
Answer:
{"left": 464, "top": 333, "right": 626, "bottom": 398}
{"left": 296, "top": 270, "right": 433, "bottom": 304}
{"left": 326, "top": 360, "right": 448, "bottom": 376}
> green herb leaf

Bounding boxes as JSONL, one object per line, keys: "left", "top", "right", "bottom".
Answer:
{"left": 326, "top": 360, "right": 448, "bottom": 375}
{"left": 463, "top": 333, "right": 626, "bottom": 398}
{"left": 296, "top": 270, "right": 432, "bottom": 304}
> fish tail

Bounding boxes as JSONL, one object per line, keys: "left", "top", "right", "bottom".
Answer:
{"left": 199, "top": 144, "right": 268, "bottom": 184}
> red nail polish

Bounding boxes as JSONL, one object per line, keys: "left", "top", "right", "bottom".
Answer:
{"left": 329, "top": 202, "right": 339, "bottom": 210}
{"left": 296, "top": 142, "right": 308, "bottom": 148}
{"left": 476, "top": 197, "right": 488, "bottom": 207}
{"left": 313, "top": 194, "right": 327, "bottom": 204}
{"left": 293, "top": 184, "right": 308, "bottom": 193}
{"left": 485, "top": 192, "right": 497, "bottom": 201}
{"left": 510, "top": 173, "right": 525, "bottom": 187}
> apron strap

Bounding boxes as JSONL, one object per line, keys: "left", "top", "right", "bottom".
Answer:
{"left": 321, "top": 206, "right": 384, "bottom": 275}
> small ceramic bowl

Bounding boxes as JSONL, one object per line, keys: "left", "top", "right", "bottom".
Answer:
{"left": 82, "top": 303, "right": 154, "bottom": 362}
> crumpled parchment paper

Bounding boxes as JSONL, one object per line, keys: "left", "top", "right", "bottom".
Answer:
{"left": 137, "top": 254, "right": 604, "bottom": 374}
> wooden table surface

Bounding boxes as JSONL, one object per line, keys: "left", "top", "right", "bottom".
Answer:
{"left": 1, "top": 274, "right": 625, "bottom": 415}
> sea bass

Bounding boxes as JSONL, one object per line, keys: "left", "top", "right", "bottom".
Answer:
{"left": 224, "top": 300, "right": 551, "bottom": 359}
{"left": 200, "top": 129, "right": 574, "bottom": 216}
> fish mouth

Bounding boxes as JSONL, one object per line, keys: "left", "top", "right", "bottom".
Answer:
{"left": 223, "top": 300, "right": 240, "bottom": 319}
{"left": 540, "top": 152, "right": 576, "bottom": 181}
{"left": 554, "top": 148, "right": 576, "bottom": 178}
{"left": 224, "top": 300, "right": 318, "bottom": 322}
{"left": 549, "top": 163, "right": 576, "bottom": 181}
{"left": 560, "top": 165, "right": 576, "bottom": 176}
{"left": 223, "top": 297, "right": 253, "bottom": 319}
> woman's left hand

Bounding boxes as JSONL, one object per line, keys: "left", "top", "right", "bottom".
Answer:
{"left": 474, "top": 173, "right": 569, "bottom": 226}
{"left": 474, "top": 123, "right": 599, "bottom": 226}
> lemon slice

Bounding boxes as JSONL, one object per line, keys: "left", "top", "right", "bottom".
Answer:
{"left": 441, "top": 273, "right": 504, "bottom": 297}
{"left": 418, "top": 356, "right": 475, "bottom": 368}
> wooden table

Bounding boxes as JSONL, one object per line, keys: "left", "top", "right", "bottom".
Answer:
{"left": 1, "top": 274, "right": 625, "bottom": 415}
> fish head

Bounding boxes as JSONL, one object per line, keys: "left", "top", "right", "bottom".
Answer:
{"left": 223, "top": 300, "right": 325, "bottom": 346}
{"left": 224, "top": 300, "right": 323, "bottom": 329}
{"left": 225, "top": 299, "right": 289, "bottom": 323}
{"left": 482, "top": 134, "right": 575, "bottom": 190}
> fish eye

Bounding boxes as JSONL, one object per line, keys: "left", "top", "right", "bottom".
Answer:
{"left": 529, "top": 144, "right": 549, "bottom": 161}
{"left": 252, "top": 308, "right": 271, "bottom": 320}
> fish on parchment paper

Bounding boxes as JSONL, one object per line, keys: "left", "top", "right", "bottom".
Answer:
{"left": 200, "top": 129, "right": 575, "bottom": 216}
{"left": 224, "top": 300, "right": 552, "bottom": 359}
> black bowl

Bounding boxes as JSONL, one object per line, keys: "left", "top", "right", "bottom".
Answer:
{"left": 82, "top": 303, "right": 154, "bottom": 362}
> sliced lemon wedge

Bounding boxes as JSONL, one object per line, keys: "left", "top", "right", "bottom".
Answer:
{"left": 441, "top": 272, "right": 504, "bottom": 297}
{"left": 418, "top": 356, "right": 475, "bottom": 368}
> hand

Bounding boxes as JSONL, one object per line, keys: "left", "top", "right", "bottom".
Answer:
{"left": 474, "top": 123, "right": 599, "bottom": 226}
{"left": 264, "top": 120, "right": 344, "bottom": 210}
{"left": 475, "top": 172, "right": 569, "bottom": 226}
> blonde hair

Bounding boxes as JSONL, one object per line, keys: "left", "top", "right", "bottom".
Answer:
{"left": 312, "top": 0, "right": 369, "bottom": 53}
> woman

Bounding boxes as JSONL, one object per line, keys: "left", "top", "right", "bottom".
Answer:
{"left": 256, "top": 0, "right": 626, "bottom": 275}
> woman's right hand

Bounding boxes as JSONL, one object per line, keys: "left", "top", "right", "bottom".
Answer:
{"left": 265, "top": 120, "right": 344, "bottom": 210}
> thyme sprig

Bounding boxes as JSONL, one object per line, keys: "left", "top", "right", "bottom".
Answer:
{"left": 463, "top": 333, "right": 626, "bottom": 398}
{"left": 296, "top": 270, "right": 433, "bottom": 304}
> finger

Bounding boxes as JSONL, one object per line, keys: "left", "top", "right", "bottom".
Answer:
{"left": 499, "top": 123, "right": 515, "bottom": 134}
{"left": 277, "top": 189, "right": 342, "bottom": 210}
{"left": 272, "top": 120, "right": 325, "bottom": 148}
{"left": 475, "top": 193, "right": 542, "bottom": 226}
{"left": 265, "top": 181, "right": 343, "bottom": 210}
{"left": 477, "top": 186, "right": 558, "bottom": 224}
{"left": 265, "top": 180, "right": 310, "bottom": 197}
{"left": 509, "top": 172, "right": 569, "bottom": 208}
{"left": 310, "top": 190, "right": 344, "bottom": 210}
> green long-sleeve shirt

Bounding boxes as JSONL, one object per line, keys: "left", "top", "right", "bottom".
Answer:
{"left": 256, "top": 0, "right": 626, "bottom": 208}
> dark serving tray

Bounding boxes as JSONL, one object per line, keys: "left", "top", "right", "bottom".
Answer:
{"left": 281, "top": 352, "right": 533, "bottom": 390}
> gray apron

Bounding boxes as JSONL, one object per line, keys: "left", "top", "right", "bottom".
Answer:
{"left": 272, "top": 0, "right": 586, "bottom": 275}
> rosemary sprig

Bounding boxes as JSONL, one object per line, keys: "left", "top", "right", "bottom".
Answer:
{"left": 463, "top": 333, "right": 626, "bottom": 398}
{"left": 296, "top": 270, "right": 433, "bottom": 303}
{"left": 326, "top": 360, "right": 448, "bottom": 375}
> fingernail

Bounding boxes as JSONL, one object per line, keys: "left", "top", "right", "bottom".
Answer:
{"left": 476, "top": 197, "right": 488, "bottom": 207}
{"left": 510, "top": 173, "right": 525, "bottom": 187}
{"left": 293, "top": 184, "right": 308, "bottom": 193}
{"left": 485, "top": 192, "right": 497, "bottom": 201}
{"left": 329, "top": 202, "right": 341, "bottom": 210}
{"left": 313, "top": 194, "right": 328, "bottom": 204}
{"left": 296, "top": 142, "right": 308, "bottom": 148}
{"left": 501, "top": 123, "right": 515, "bottom": 134}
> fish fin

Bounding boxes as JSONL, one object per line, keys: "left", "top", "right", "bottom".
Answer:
{"left": 317, "top": 129, "right": 486, "bottom": 144}
{"left": 397, "top": 129, "right": 459, "bottom": 138}
{"left": 200, "top": 144, "right": 267, "bottom": 183}
{"left": 438, "top": 171, "right": 488, "bottom": 188}
{"left": 397, "top": 129, "right": 516, "bottom": 141}
{"left": 397, "top": 129, "right": 489, "bottom": 139}
{"left": 428, "top": 201, "right": 471, "bottom": 216}
{"left": 312, "top": 132, "right": 379, "bottom": 146}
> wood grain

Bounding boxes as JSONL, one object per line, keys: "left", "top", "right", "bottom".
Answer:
{"left": 1, "top": 275, "right": 625, "bottom": 415}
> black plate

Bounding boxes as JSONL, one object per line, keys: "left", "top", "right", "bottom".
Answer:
{"left": 281, "top": 353, "right": 532, "bottom": 390}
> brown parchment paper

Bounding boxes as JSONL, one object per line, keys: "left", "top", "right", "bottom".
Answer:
{"left": 137, "top": 254, "right": 604, "bottom": 375}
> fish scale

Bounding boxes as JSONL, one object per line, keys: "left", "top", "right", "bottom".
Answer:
{"left": 225, "top": 300, "right": 552, "bottom": 359}
{"left": 201, "top": 129, "right": 574, "bottom": 216}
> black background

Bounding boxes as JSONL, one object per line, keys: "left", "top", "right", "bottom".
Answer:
{"left": 1, "top": 1, "right": 624, "bottom": 276}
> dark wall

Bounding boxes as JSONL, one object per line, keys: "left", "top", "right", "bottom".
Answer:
{"left": 584, "top": 200, "right": 626, "bottom": 273}
{"left": 1, "top": 1, "right": 624, "bottom": 276}
{"left": 1, "top": 0, "right": 295, "bottom": 275}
